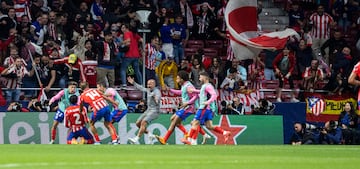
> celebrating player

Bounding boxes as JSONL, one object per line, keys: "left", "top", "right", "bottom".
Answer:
{"left": 183, "top": 72, "right": 231, "bottom": 145}
{"left": 79, "top": 82, "right": 118, "bottom": 144}
{"left": 127, "top": 77, "right": 160, "bottom": 144}
{"left": 64, "top": 95, "right": 94, "bottom": 144}
{"left": 48, "top": 81, "right": 80, "bottom": 144}
{"left": 156, "top": 70, "right": 211, "bottom": 145}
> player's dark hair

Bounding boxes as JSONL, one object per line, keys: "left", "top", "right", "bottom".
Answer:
{"left": 177, "top": 70, "right": 189, "bottom": 81}
{"left": 68, "top": 81, "right": 78, "bottom": 86}
{"left": 69, "top": 95, "right": 78, "bottom": 105}
{"left": 199, "top": 71, "right": 210, "bottom": 78}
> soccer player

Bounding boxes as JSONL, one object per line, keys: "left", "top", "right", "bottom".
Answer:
{"left": 155, "top": 70, "right": 211, "bottom": 145}
{"left": 97, "top": 83, "right": 128, "bottom": 125}
{"left": 64, "top": 95, "right": 94, "bottom": 144}
{"left": 79, "top": 81, "right": 119, "bottom": 144}
{"left": 48, "top": 81, "right": 80, "bottom": 144}
{"left": 348, "top": 61, "right": 360, "bottom": 110}
{"left": 183, "top": 72, "right": 231, "bottom": 145}
{"left": 127, "top": 77, "right": 160, "bottom": 144}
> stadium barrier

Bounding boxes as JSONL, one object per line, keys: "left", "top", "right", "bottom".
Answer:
{"left": 0, "top": 113, "right": 283, "bottom": 145}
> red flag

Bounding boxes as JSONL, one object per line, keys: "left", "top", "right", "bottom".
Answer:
{"left": 225, "top": 0, "right": 299, "bottom": 60}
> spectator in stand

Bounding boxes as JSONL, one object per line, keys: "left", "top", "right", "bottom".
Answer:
{"left": 120, "top": 23, "right": 143, "bottom": 87}
{"left": 53, "top": 54, "right": 86, "bottom": 88}
{"left": 90, "top": 0, "right": 105, "bottom": 22}
{"left": 160, "top": 15, "right": 173, "bottom": 59}
{"left": 332, "top": 0, "right": 358, "bottom": 33}
{"left": 332, "top": 46, "right": 352, "bottom": 77}
{"left": 309, "top": 4, "right": 335, "bottom": 64}
{"left": 178, "top": 58, "right": 191, "bottom": 73}
{"left": 192, "top": 2, "right": 216, "bottom": 40}
{"left": 272, "top": 45, "right": 299, "bottom": 102}
{"left": 82, "top": 51, "right": 97, "bottom": 88}
{"left": 319, "top": 120, "right": 342, "bottom": 144}
{"left": 248, "top": 56, "right": 265, "bottom": 90}
{"left": 338, "top": 102, "right": 359, "bottom": 144}
{"left": 7, "top": 101, "right": 28, "bottom": 112}
{"left": 144, "top": 35, "right": 159, "bottom": 82}
{"left": 95, "top": 31, "right": 116, "bottom": 88}
{"left": 6, "top": 7, "right": 17, "bottom": 29}
{"left": 207, "top": 57, "right": 225, "bottom": 89}
{"left": 189, "top": 56, "right": 204, "bottom": 88}
{"left": 263, "top": 49, "right": 280, "bottom": 80}
{"left": 0, "top": 29, "right": 15, "bottom": 65}
{"left": 301, "top": 59, "right": 324, "bottom": 93}
{"left": 173, "top": 0, "right": 194, "bottom": 31}
{"left": 288, "top": 2, "right": 304, "bottom": 33}
{"left": 220, "top": 67, "right": 239, "bottom": 91}
{"left": 156, "top": 56, "right": 178, "bottom": 90}
{"left": 30, "top": 13, "right": 48, "bottom": 46}
{"left": 320, "top": 30, "right": 348, "bottom": 65}
{"left": 147, "top": 7, "right": 167, "bottom": 43}
{"left": 170, "top": 14, "right": 187, "bottom": 65}
{"left": 39, "top": 55, "right": 56, "bottom": 94}
{"left": 291, "top": 39, "right": 313, "bottom": 78}
{"left": 1, "top": 57, "right": 34, "bottom": 102}
{"left": 226, "top": 59, "right": 247, "bottom": 86}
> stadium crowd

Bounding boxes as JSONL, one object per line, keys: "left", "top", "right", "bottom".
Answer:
{"left": 0, "top": 0, "right": 359, "bottom": 111}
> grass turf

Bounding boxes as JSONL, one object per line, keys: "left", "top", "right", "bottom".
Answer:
{"left": 0, "top": 145, "right": 359, "bottom": 169}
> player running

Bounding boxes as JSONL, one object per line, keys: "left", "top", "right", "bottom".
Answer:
{"left": 64, "top": 95, "right": 94, "bottom": 144}
{"left": 48, "top": 81, "right": 80, "bottom": 144}
{"left": 183, "top": 72, "right": 231, "bottom": 145}
{"left": 127, "top": 77, "right": 160, "bottom": 144}
{"left": 79, "top": 82, "right": 119, "bottom": 144}
{"left": 155, "top": 70, "right": 211, "bottom": 145}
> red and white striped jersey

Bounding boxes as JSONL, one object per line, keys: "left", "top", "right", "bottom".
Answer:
{"left": 64, "top": 105, "right": 88, "bottom": 132}
{"left": 303, "top": 67, "right": 324, "bottom": 79}
{"left": 145, "top": 43, "right": 156, "bottom": 70}
{"left": 80, "top": 89, "right": 108, "bottom": 114}
{"left": 14, "top": 0, "right": 31, "bottom": 22}
{"left": 4, "top": 65, "right": 29, "bottom": 89}
{"left": 309, "top": 13, "right": 333, "bottom": 39}
{"left": 226, "top": 40, "right": 235, "bottom": 61}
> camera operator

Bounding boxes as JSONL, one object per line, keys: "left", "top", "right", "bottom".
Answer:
{"left": 319, "top": 120, "right": 342, "bottom": 144}
{"left": 251, "top": 99, "right": 275, "bottom": 115}
{"left": 290, "top": 122, "right": 316, "bottom": 145}
{"left": 221, "top": 97, "right": 244, "bottom": 115}
{"left": 7, "top": 101, "right": 27, "bottom": 112}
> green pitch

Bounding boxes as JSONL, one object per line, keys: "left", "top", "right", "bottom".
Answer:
{"left": 0, "top": 145, "right": 359, "bottom": 169}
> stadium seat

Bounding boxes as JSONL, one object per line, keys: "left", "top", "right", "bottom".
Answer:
{"left": 205, "top": 40, "right": 223, "bottom": 49}
{"left": 186, "top": 40, "right": 204, "bottom": 49}
{"left": 184, "top": 48, "right": 198, "bottom": 58}
{"left": 203, "top": 48, "right": 218, "bottom": 58}
{"left": 127, "top": 90, "right": 143, "bottom": 100}
{"left": 118, "top": 90, "right": 128, "bottom": 99}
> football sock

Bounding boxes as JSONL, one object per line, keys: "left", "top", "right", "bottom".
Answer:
{"left": 51, "top": 128, "right": 56, "bottom": 140}
{"left": 163, "top": 130, "right": 172, "bottom": 142}
{"left": 177, "top": 124, "right": 187, "bottom": 134}
{"left": 198, "top": 126, "right": 205, "bottom": 135}
{"left": 94, "top": 134, "right": 100, "bottom": 142}
{"left": 213, "top": 126, "right": 224, "bottom": 134}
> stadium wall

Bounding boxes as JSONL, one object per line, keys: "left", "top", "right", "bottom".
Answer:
{"left": 0, "top": 113, "right": 283, "bottom": 145}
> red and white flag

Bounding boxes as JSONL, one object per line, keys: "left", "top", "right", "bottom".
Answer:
{"left": 225, "top": 0, "right": 299, "bottom": 60}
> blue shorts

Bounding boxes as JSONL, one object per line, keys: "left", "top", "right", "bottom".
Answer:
{"left": 111, "top": 109, "right": 128, "bottom": 122}
{"left": 67, "top": 128, "right": 94, "bottom": 141}
{"left": 53, "top": 109, "right": 64, "bottom": 123}
{"left": 176, "top": 109, "right": 193, "bottom": 121}
{"left": 91, "top": 106, "right": 112, "bottom": 122}
{"left": 194, "top": 109, "right": 213, "bottom": 125}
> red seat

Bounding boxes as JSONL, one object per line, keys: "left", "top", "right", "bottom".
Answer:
{"left": 203, "top": 48, "right": 218, "bottom": 58}
{"left": 205, "top": 40, "right": 223, "bottom": 49}
{"left": 184, "top": 48, "right": 198, "bottom": 58}
{"left": 118, "top": 91, "right": 128, "bottom": 99}
{"left": 127, "top": 90, "right": 143, "bottom": 100}
{"left": 186, "top": 40, "right": 204, "bottom": 49}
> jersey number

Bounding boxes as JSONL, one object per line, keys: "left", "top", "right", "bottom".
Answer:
{"left": 73, "top": 114, "right": 82, "bottom": 125}
{"left": 85, "top": 90, "right": 101, "bottom": 100}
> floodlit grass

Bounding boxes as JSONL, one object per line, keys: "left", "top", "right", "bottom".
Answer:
{"left": 0, "top": 145, "right": 359, "bottom": 169}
